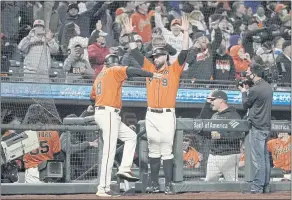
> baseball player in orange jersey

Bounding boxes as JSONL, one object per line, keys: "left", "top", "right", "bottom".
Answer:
{"left": 24, "top": 131, "right": 61, "bottom": 183}
{"left": 267, "top": 132, "right": 291, "bottom": 180}
{"left": 123, "top": 16, "right": 190, "bottom": 195}
{"left": 90, "top": 54, "right": 162, "bottom": 197}
{"left": 20, "top": 104, "right": 61, "bottom": 183}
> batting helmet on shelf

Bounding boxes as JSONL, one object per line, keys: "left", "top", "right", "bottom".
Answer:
{"left": 104, "top": 54, "right": 120, "bottom": 67}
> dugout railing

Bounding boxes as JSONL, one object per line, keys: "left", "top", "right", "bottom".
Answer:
{"left": 1, "top": 118, "right": 291, "bottom": 195}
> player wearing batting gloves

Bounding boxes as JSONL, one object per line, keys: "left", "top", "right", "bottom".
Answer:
{"left": 122, "top": 16, "right": 190, "bottom": 195}
{"left": 90, "top": 54, "right": 162, "bottom": 197}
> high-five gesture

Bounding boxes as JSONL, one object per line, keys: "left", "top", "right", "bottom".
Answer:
{"left": 179, "top": 15, "right": 189, "bottom": 32}
{"left": 123, "top": 17, "right": 134, "bottom": 34}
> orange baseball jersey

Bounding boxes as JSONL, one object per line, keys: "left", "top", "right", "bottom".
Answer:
{"left": 267, "top": 136, "right": 291, "bottom": 171}
{"left": 131, "top": 10, "right": 155, "bottom": 43}
{"left": 90, "top": 66, "right": 128, "bottom": 109}
{"left": 239, "top": 153, "right": 245, "bottom": 162}
{"left": 183, "top": 147, "right": 200, "bottom": 168}
{"left": 142, "top": 58, "right": 184, "bottom": 108}
{"left": 24, "top": 131, "right": 61, "bottom": 169}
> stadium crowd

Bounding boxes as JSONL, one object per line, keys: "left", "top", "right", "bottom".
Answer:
{"left": 0, "top": 1, "right": 291, "bottom": 85}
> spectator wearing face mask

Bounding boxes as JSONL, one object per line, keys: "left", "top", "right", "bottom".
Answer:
{"left": 229, "top": 45, "right": 251, "bottom": 79}
{"left": 213, "top": 39, "right": 236, "bottom": 81}
{"left": 88, "top": 27, "right": 110, "bottom": 77}
{"left": 18, "top": 19, "right": 59, "bottom": 82}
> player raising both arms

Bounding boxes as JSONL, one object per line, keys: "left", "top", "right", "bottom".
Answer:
{"left": 91, "top": 54, "right": 163, "bottom": 197}
{"left": 123, "top": 16, "right": 190, "bottom": 195}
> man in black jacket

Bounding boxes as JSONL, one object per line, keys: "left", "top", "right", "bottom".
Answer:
{"left": 276, "top": 40, "right": 291, "bottom": 84}
{"left": 238, "top": 62, "right": 273, "bottom": 194}
{"left": 202, "top": 90, "right": 243, "bottom": 181}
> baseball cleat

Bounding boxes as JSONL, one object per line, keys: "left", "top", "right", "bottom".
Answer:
{"left": 117, "top": 171, "right": 140, "bottom": 182}
{"left": 165, "top": 183, "right": 175, "bottom": 195}
{"left": 96, "top": 190, "right": 120, "bottom": 197}
{"left": 145, "top": 181, "right": 160, "bottom": 193}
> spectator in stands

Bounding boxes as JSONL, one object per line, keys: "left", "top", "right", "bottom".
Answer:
{"left": 231, "top": 2, "right": 248, "bottom": 23}
{"left": 186, "top": 22, "right": 222, "bottom": 81}
{"left": 213, "top": 39, "right": 236, "bottom": 81}
{"left": 276, "top": 40, "right": 291, "bottom": 83}
{"left": 228, "top": 34, "right": 241, "bottom": 52}
{"left": 204, "top": 91, "right": 242, "bottom": 181}
{"left": 88, "top": 23, "right": 111, "bottom": 76}
{"left": 143, "top": 33, "right": 177, "bottom": 59}
{"left": 18, "top": 2, "right": 34, "bottom": 43}
{"left": 217, "top": 15, "right": 234, "bottom": 48}
{"left": 18, "top": 20, "right": 59, "bottom": 82}
{"left": 59, "top": 2, "right": 102, "bottom": 40}
{"left": 155, "top": 7, "right": 192, "bottom": 64}
{"left": 274, "top": 37, "right": 285, "bottom": 58}
{"left": 34, "top": 1, "right": 60, "bottom": 36}
{"left": 112, "top": 9, "right": 129, "bottom": 46}
{"left": 241, "top": 17, "right": 266, "bottom": 58}
{"left": 118, "top": 1, "right": 135, "bottom": 17}
{"left": 1, "top": 2, "right": 20, "bottom": 43}
{"left": 93, "top": 2, "right": 114, "bottom": 47}
{"left": 21, "top": 104, "right": 61, "bottom": 183}
{"left": 131, "top": 2, "right": 153, "bottom": 43}
{"left": 189, "top": 10, "right": 209, "bottom": 34}
{"left": 60, "top": 113, "right": 99, "bottom": 180}
{"left": 56, "top": 1, "right": 71, "bottom": 24}
{"left": 63, "top": 41, "right": 94, "bottom": 83}
{"left": 229, "top": 45, "right": 251, "bottom": 79}
{"left": 1, "top": 34, "right": 12, "bottom": 76}
{"left": 183, "top": 137, "right": 203, "bottom": 169}
{"left": 122, "top": 33, "right": 144, "bottom": 68}
{"left": 60, "top": 22, "right": 80, "bottom": 55}
{"left": 267, "top": 132, "right": 291, "bottom": 181}
{"left": 253, "top": 5, "right": 267, "bottom": 27}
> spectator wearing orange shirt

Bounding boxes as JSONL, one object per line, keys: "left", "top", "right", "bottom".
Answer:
{"left": 131, "top": 2, "right": 154, "bottom": 43}
{"left": 267, "top": 132, "right": 291, "bottom": 181}
{"left": 229, "top": 45, "right": 251, "bottom": 79}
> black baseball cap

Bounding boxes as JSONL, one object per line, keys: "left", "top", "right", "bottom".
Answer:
{"left": 207, "top": 90, "right": 228, "bottom": 101}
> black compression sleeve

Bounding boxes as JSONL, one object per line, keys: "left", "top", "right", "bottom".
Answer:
{"left": 178, "top": 50, "right": 189, "bottom": 66}
{"left": 126, "top": 67, "right": 153, "bottom": 78}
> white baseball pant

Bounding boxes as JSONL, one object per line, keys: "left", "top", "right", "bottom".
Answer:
{"left": 25, "top": 167, "right": 43, "bottom": 183}
{"left": 145, "top": 108, "right": 176, "bottom": 160}
{"left": 205, "top": 153, "right": 240, "bottom": 181}
{"left": 95, "top": 106, "right": 137, "bottom": 193}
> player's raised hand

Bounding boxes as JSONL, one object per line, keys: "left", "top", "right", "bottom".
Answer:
{"left": 122, "top": 17, "right": 134, "bottom": 34}
{"left": 179, "top": 15, "right": 189, "bottom": 31}
{"left": 153, "top": 73, "right": 163, "bottom": 79}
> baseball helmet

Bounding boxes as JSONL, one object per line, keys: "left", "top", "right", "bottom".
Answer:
{"left": 150, "top": 47, "right": 169, "bottom": 58}
{"left": 104, "top": 54, "right": 120, "bottom": 67}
